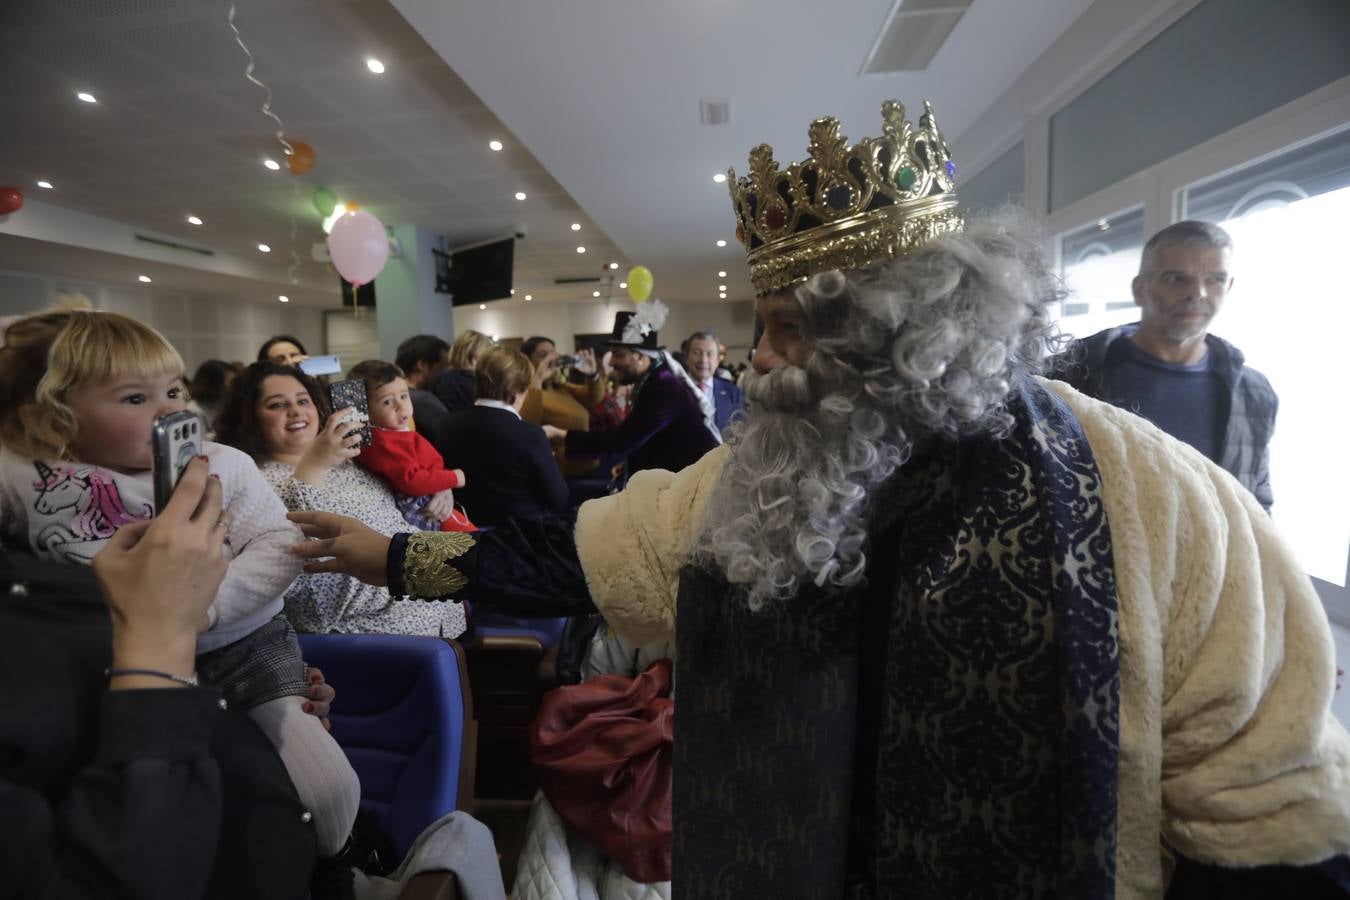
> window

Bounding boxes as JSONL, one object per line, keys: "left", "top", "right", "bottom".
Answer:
{"left": 1054, "top": 205, "right": 1144, "bottom": 340}
{"left": 1180, "top": 126, "right": 1350, "bottom": 585}
{"left": 960, "top": 141, "right": 1024, "bottom": 212}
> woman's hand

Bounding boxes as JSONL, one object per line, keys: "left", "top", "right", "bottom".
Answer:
{"left": 303, "top": 666, "right": 335, "bottom": 731}
{"left": 531, "top": 351, "right": 562, "bottom": 390}
{"left": 92, "top": 458, "right": 229, "bottom": 690}
{"left": 293, "top": 409, "right": 363, "bottom": 486}
{"left": 289, "top": 510, "right": 392, "bottom": 586}
{"left": 542, "top": 424, "right": 567, "bottom": 442}
{"left": 423, "top": 488, "right": 457, "bottom": 522}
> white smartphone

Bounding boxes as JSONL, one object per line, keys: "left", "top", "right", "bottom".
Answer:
{"left": 298, "top": 355, "right": 342, "bottom": 377}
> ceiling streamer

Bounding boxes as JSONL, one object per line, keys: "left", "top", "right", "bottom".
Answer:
{"left": 226, "top": 4, "right": 303, "bottom": 285}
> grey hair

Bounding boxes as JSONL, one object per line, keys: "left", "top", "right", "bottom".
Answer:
{"left": 696, "top": 207, "right": 1064, "bottom": 610}
{"left": 1139, "top": 220, "right": 1233, "bottom": 275}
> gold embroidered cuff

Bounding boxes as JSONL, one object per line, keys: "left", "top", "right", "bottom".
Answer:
{"left": 402, "top": 531, "right": 475, "bottom": 599}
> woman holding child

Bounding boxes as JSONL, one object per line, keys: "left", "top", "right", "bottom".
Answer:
{"left": 214, "top": 361, "right": 467, "bottom": 639}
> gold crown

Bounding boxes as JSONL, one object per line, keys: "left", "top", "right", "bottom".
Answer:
{"left": 728, "top": 99, "right": 964, "bottom": 296}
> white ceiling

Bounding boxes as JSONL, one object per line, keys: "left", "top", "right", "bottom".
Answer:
{"left": 1, "top": 0, "right": 1102, "bottom": 314}
{"left": 0, "top": 0, "right": 627, "bottom": 307}
{"left": 390, "top": 0, "right": 1099, "bottom": 303}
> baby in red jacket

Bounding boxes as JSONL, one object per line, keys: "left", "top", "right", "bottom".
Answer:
{"left": 348, "top": 360, "right": 474, "bottom": 532}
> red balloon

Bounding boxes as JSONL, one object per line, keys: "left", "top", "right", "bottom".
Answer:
{"left": 0, "top": 186, "right": 22, "bottom": 215}
{"left": 286, "top": 140, "right": 316, "bottom": 175}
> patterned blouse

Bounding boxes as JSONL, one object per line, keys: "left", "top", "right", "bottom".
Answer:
{"left": 259, "top": 459, "right": 467, "bottom": 639}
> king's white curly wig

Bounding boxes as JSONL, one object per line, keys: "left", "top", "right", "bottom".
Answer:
{"left": 697, "top": 208, "right": 1065, "bottom": 610}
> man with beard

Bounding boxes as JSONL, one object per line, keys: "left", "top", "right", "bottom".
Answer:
{"left": 288, "top": 100, "right": 1349, "bottom": 899}
{"left": 543, "top": 310, "right": 719, "bottom": 486}
{"left": 1048, "top": 221, "right": 1279, "bottom": 510}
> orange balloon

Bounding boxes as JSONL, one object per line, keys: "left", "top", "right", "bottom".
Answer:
{"left": 286, "top": 140, "right": 316, "bottom": 175}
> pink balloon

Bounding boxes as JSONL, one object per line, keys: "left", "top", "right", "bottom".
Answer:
{"left": 327, "top": 210, "right": 390, "bottom": 287}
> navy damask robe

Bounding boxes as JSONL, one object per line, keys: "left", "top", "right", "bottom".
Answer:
{"left": 673, "top": 376, "right": 1122, "bottom": 898}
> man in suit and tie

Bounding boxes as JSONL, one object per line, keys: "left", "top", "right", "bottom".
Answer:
{"left": 685, "top": 331, "right": 745, "bottom": 434}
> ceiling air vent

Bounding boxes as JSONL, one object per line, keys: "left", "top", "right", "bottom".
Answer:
{"left": 862, "top": 0, "right": 972, "bottom": 74}
{"left": 133, "top": 234, "right": 214, "bottom": 256}
{"left": 700, "top": 98, "right": 732, "bottom": 126}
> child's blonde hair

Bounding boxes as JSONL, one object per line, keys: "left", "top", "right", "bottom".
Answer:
{"left": 0, "top": 310, "right": 184, "bottom": 459}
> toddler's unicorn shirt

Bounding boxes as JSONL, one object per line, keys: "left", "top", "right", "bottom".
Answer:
{"left": 0, "top": 441, "right": 302, "bottom": 652}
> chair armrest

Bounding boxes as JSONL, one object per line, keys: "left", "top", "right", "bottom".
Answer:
{"left": 397, "top": 870, "right": 460, "bottom": 900}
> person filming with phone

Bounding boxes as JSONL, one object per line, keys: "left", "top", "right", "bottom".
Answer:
{"left": 518, "top": 336, "right": 607, "bottom": 480}
{"left": 0, "top": 311, "right": 365, "bottom": 896}
{"left": 0, "top": 454, "right": 351, "bottom": 898}
{"left": 214, "top": 361, "right": 467, "bottom": 641}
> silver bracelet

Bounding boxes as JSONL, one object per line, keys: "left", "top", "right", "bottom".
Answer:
{"left": 105, "top": 667, "right": 200, "bottom": 687}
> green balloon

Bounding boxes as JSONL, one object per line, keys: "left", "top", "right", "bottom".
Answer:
{"left": 312, "top": 186, "right": 337, "bottom": 218}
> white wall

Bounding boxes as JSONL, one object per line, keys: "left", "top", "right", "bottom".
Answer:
{"left": 1333, "top": 622, "right": 1350, "bottom": 726}
{"left": 449, "top": 299, "right": 756, "bottom": 360}
{"left": 0, "top": 268, "right": 324, "bottom": 373}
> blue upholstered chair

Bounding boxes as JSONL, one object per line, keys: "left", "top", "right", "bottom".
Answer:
{"left": 470, "top": 612, "right": 568, "bottom": 648}
{"left": 297, "top": 634, "right": 477, "bottom": 859}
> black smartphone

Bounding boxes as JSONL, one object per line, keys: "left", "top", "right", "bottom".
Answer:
{"left": 556, "top": 354, "right": 583, "bottom": 369}
{"left": 152, "top": 409, "right": 204, "bottom": 514}
{"left": 327, "top": 379, "right": 372, "bottom": 448}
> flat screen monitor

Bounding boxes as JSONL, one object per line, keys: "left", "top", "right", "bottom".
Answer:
{"left": 339, "top": 278, "right": 375, "bottom": 308}
{"left": 434, "top": 238, "right": 514, "bottom": 305}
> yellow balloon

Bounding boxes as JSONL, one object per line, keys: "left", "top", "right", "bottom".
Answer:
{"left": 627, "top": 266, "right": 654, "bottom": 303}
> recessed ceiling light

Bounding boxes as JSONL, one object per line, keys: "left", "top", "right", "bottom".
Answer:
{"left": 716, "top": 239, "right": 727, "bottom": 247}
{"left": 514, "top": 191, "right": 527, "bottom": 201}
{"left": 592, "top": 290, "right": 601, "bottom": 297}
{"left": 570, "top": 223, "right": 581, "bottom": 231}
{"left": 619, "top": 282, "right": 627, "bottom": 289}
{"left": 76, "top": 91, "right": 97, "bottom": 104}
{"left": 524, "top": 294, "right": 532, "bottom": 301}
{"left": 258, "top": 243, "right": 271, "bottom": 253}
{"left": 478, "top": 303, "right": 486, "bottom": 310}
{"left": 717, "top": 270, "right": 726, "bottom": 277}
{"left": 718, "top": 284, "right": 727, "bottom": 291}
{"left": 278, "top": 295, "right": 289, "bottom": 303}
{"left": 366, "top": 57, "right": 386, "bottom": 74}
{"left": 137, "top": 275, "right": 152, "bottom": 283}
{"left": 608, "top": 262, "right": 619, "bottom": 269}
{"left": 263, "top": 158, "right": 281, "bottom": 171}
{"left": 713, "top": 173, "right": 727, "bottom": 183}
{"left": 510, "top": 289, "right": 515, "bottom": 295}
{"left": 489, "top": 140, "right": 503, "bottom": 152}
{"left": 576, "top": 246, "right": 586, "bottom": 254}
{"left": 36, "top": 180, "right": 53, "bottom": 189}
{"left": 187, "top": 215, "right": 203, "bottom": 225}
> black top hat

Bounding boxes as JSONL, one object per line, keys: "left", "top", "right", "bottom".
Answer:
{"left": 607, "top": 311, "right": 662, "bottom": 351}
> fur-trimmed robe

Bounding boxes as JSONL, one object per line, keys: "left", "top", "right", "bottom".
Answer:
{"left": 573, "top": 378, "right": 1350, "bottom": 898}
